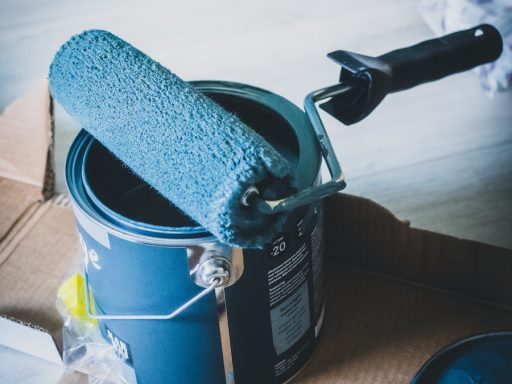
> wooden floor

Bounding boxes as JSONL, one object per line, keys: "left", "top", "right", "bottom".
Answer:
{"left": 1, "top": 0, "right": 511, "bottom": 249}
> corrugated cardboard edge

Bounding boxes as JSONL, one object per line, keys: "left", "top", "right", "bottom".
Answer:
{"left": 0, "top": 80, "right": 54, "bottom": 253}
{"left": 0, "top": 197, "right": 42, "bottom": 257}
{"left": 42, "top": 96, "right": 55, "bottom": 200}
{"left": 324, "top": 193, "right": 512, "bottom": 308}
{"left": 0, "top": 197, "right": 54, "bottom": 264}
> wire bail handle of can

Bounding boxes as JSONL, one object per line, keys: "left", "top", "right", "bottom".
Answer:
{"left": 84, "top": 246, "right": 237, "bottom": 320}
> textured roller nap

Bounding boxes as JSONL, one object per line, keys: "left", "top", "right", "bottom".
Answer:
{"left": 49, "top": 30, "right": 293, "bottom": 247}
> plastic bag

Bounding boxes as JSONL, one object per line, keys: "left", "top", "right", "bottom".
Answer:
{"left": 57, "top": 274, "right": 132, "bottom": 384}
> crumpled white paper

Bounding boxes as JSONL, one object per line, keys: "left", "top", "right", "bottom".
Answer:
{"left": 419, "top": 0, "right": 512, "bottom": 95}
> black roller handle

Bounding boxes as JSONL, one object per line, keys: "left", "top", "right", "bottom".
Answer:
{"left": 320, "top": 24, "right": 503, "bottom": 125}
{"left": 380, "top": 24, "right": 503, "bottom": 92}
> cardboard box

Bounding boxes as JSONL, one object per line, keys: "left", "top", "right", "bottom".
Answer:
{"left": 1, "top": 82, "right": 511, "bottom": 383}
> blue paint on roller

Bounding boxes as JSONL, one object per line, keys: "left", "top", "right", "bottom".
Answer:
{"left": 49, "top": 30, "right": 294, "bottom": 247}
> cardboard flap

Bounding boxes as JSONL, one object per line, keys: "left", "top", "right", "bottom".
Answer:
{"left": 296, "top": 265, "right": 512, "bottom": 383}
{"left": 0, "top": 179, "right": 42, "bottom": 246}
{"left": 0, "top": 196, "right": 80, "bottom": 334}
{"left": 325, "top": 193, "right": 512, "bottom": 308}
{"left": 0, "top": 80, "right": 53, "bottom": 189}
{"left": 0, "top": 80, "right": 54, "bottom": 246}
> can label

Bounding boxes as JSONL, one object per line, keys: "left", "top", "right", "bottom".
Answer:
{"left": 269, "top": 201, "right": 325, "bottom": 379}
{"left": 225, "top": 200, "right": 325, "bottom": 383}
{"left": 270, "top": 269, "right": 310, "bottom": 356}
{"left": 105, "top": 326, "right": 133, "bottom": 365}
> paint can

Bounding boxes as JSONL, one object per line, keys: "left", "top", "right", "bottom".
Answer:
{"left": 66, "top": 81, "right": 326, "bottom": 384}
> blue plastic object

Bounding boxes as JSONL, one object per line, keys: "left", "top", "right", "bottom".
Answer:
{"left": 412, "top": 332, "right": 512, "bottom": 384}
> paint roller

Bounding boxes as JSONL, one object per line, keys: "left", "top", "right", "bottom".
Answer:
{"left": 50, "top": 26, "right": 504, "bottom": 248}
{"left": 50, "top": 30, "right": 295, "bottom": 248}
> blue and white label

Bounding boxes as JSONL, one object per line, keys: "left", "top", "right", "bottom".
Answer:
{"left": 106, "top": 327, "right": 133, "bottom": 365}
{"left": 79, "top": 232, "right": 102, "bottom": 271}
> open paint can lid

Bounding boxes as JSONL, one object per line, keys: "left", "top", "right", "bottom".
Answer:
{"left": 411, "top": 331, "right": 512, "bottom": 384}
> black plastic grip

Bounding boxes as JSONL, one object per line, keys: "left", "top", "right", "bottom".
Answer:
{"left": 322, "top": 24, "right": 503, "bottom": 125}
{"left": 379, "top": 24, "right": 503, "bottom": 92}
